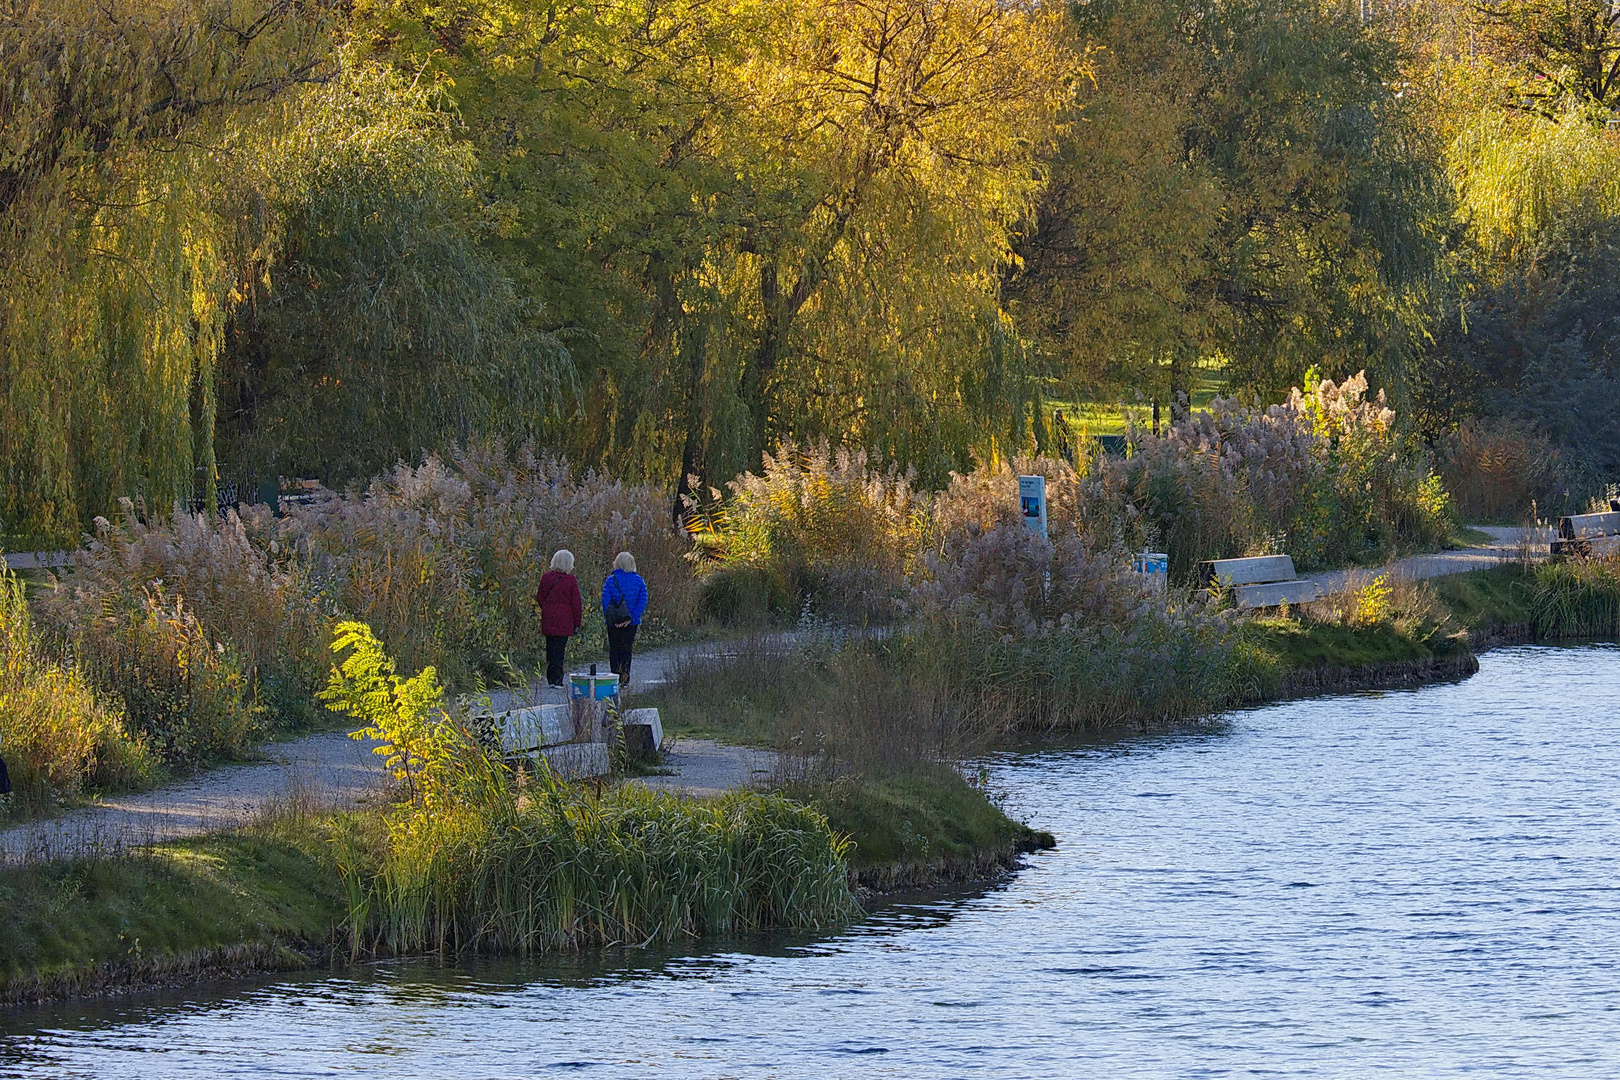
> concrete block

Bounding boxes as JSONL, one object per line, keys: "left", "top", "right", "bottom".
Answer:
{"left": 1559, "top": 511, "right": 1620, "bottom": 539}
{"left": 534, "top": 742, "right": 612, "bottom": 779}
{"left": 493, "top": 704, "right": 573, "bottom": 753}
{"left": 1201, "top": 555, "right": 1297, "bottom": 587}
{"left": 1234, "top": 579, "right": 1322, "bottom": 609}
{"left": 1552, "top": 535, "right": 1620, "bottom": 558}
{"left": 620, "top": 707, "right": 664, "bottom": 757}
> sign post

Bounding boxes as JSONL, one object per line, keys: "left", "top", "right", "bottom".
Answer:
{"left": 1018, "top": 475, "right": 1048, "bottom": 539}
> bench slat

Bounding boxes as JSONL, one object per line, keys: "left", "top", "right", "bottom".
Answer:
{"left": 1234, "top": 579, "right": 1322, "bottom": 609}
{"left": 1559, "top": 511, "right": 1620, "bottom": 539}
{"left": 1201, "top": 555, "right": 1297, "bottom": 587}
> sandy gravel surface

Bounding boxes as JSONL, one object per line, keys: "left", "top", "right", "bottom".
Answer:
{"left": 1305, "top": 525, "right": 1551, "bottom": 596}
{"left": 629, "top": 739, "right": 779, "bottom": 798}
{"left": 1, "top": 730, "right": 388, "bottom": 863}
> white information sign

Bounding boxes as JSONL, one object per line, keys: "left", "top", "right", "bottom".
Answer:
{"left": 1018, "top": 474, "right": 1047, "bottom": 539}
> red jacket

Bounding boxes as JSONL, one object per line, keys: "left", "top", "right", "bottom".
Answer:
{"left": 535, "top": 570, "right": 583, "bottom": 636}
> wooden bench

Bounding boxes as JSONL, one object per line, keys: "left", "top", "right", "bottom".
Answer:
{"left": 1199, "top": 555, "right": 1323, "bottom": 609}
{"left": 1552, "top": 511, "right": 1620, "bottom": 557}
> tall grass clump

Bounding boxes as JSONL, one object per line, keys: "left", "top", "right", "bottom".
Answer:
{"left": 1529, "top": 556, "right": 1620, "bottom": 639}
{"left": 1085, "top": 372, "right": 1454, "bottom": 577}
{"left": 319, "top": 622, "right": 858, "bottom": 955}
{"left": 691, "top": 441, "right": 927, "bottom": 623}
{"left": 288, "top": 442, "right": 697, "bottom": 682}
{"left": 361, "top": 782, "right": 858, "bottom": 956}
{"left": 0, "top": 565, "right": 154, "bottom": 815}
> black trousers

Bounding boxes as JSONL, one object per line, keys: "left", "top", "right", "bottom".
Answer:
{"left": 606, "top": 623, "right": 638, "bottom": 684}
{"left": 545, "top": 635, "right": 570, "bottom": 686}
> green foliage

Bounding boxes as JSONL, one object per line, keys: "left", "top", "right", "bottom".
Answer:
{"left": 217, "top": 55, "right": 567, "bottom": 486}
{"left": 320, "top": 621, "right": 504, "bottom": 807}
{"left": 351, "top": 774, "right": 859, "bottom": 956}
{"left": 0, "top": 823, "right": 347, "bottom": 1004}
{"left": 366, "top": 0, "right": 1072, "bottom": 489}
{"left": 1422, "top": 113, "right": 1620, "bottom": 499}
{"left": 1020, "top": 0, "right": 1448, "bottom": 404}
{"left": 1088, "top": 373, "right": 1454, "bottom": 576}
{"left": 1474, "top": 0, "right": 1620, "bottom": 115}
{"left": 0, "top": 564, "right": 154, "bottom": 816}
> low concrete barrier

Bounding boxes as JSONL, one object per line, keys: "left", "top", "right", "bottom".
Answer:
{"left": 1199, "top": 555, "right": 1323, "bottom": 609}
{"left": 1552, "top": 511, "right": 1620, "bottom": 557}
{"left": 621, "top": 708, "right": 664, "bottom": 758}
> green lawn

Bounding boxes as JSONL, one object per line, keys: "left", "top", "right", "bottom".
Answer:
{"left": 1, "top": 820, "right": 347, "bottom": 1003}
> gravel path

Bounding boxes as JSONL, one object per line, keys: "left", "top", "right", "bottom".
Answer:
{"left": 0, "top": 641, "right": 765, "bottom": 863}
{"left": 1304, "top": 526, "right": 1550, "bottom": 596}
{"left": 0, "top": 731, "right": 386, "bottom": 863}
{"left": 2, "top": 532, "right": 1548, "bottom": 862}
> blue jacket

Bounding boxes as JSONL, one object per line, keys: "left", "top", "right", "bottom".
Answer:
{"left": 601, "top": 569, "right": 649, "bottom": 626}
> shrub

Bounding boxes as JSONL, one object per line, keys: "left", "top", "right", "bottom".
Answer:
{"left": 694, "top": 564, "right": 795, "bottom": 625}
{"left": 1079, "top": 372, "right": 1454, "bottom": 576}
{"left": 62, "top": 586, "right": 262, "bottom": 771}
{"left": 702, "top": 441, "right": 927, "bottom": 622}
{"left": 44, "top": 503, "right": 332, "bottom": 729}
{"left": 0, "top": 566, "right": 153, "bottom": 815}
{"left": 1440, "top": 418, "right": 1563, "bottom": 524}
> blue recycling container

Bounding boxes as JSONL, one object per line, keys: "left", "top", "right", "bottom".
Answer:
{"left": 569, "top": 672, "right": 620, "bottom": 701}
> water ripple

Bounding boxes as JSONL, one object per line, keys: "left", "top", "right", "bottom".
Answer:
{"left": 5, "top": 645, "right": 1620, "bottom": 1077}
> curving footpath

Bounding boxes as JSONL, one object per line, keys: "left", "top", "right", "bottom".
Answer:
{"left": 1, "top": 531, "right": 1547, "bottom": 862}
{"left": 0, "top": 643, "right": 770, "bottom": 863}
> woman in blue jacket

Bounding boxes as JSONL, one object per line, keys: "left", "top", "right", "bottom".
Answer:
{"left": 601, "top": 551, "right": 649, "bottom": 687}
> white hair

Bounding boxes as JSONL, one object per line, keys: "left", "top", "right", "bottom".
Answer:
{"left": 613, "top": 551, "right": 636, "bottom": 573}
{"left": 549, "top": 549, "right": 575, "bottom": 572}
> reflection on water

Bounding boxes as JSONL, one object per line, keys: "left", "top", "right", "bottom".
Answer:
{"left": 5, "top": 645, "right": 1620, "bottom": 1078}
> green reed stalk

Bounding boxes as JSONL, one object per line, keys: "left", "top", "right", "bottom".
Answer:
{"left": 347, "top": 769, "right": 858, "bottom": 957}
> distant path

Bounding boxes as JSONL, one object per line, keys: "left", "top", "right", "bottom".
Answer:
{"left": 1305, "top": 526, "right": 1550, "bottom": 596}
{"left": 2, "top": 551, "right": 70, "bottom": 571}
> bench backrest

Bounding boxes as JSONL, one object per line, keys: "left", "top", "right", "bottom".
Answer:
{"left": 1559, "top": 511, "right": 1620, "bottom": 540}
{"left": 1199, "top": 554, "right": 1297, "bottom": 587}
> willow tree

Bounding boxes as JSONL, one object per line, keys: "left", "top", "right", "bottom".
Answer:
{"left": 214, "top": 58, "right": 568, "bottom": 487}
{"left": 722, "top": 0, "right": 1072, "bottom": 475}
{"left": 364, "top": 0, "right": 1070, "bottom": 492}
{"left": 0, "top": 0, "right": 340, "bottom": 545}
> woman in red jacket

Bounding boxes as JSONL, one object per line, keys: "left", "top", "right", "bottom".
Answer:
{"left": 535, "top": 549, "right": 584, "bottom": 687}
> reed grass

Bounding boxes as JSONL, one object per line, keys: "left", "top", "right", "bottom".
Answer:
{"left": 350, "top": 774, "right": 859, "bottom": 956}
{"left": 1530, "top": 556, "right": 1620, "bottom": 639}
{"left": 0, "top": 564, "right": 155, "bottom": 816}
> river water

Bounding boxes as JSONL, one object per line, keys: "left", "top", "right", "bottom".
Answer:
{"left": 5, "top": 644, "right": 1620, "bottom": 1078}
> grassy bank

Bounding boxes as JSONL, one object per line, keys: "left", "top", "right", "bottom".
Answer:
{"left": 3, "top": 770, "right": 1036, "bottom": 1004}
{"left": 0, "top": 823, "right": 346, "bottom": 1005}
{"left": 788, "top": 770, "right": 1054, "bottom": 893}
